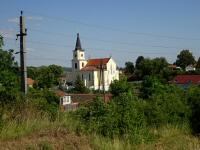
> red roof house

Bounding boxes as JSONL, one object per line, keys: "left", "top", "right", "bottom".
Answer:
{"left": 81, "top": 58, "right": 110, "bottom": 71}
{"left": 172, "top": 75, "right": 200, "bottom": 85}
{"left": 27, "top": 78, "right": 35, "bottom": 87}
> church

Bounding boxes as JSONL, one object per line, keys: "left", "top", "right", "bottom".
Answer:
{"left": 71, "top": 33, "right": 119, "bottom": 91}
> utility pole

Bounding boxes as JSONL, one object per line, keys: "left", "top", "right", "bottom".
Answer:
{"left": 98, "top": 59, "right": 105, "bottom": 101}
{"left": 16, "top": 11, "right": 27, "bottom": 94}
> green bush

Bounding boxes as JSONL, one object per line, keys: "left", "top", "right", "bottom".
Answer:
{"left": 187, "top": 85, "right": 200, "bottom": 134}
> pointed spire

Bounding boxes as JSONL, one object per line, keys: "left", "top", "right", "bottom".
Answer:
{"left": 75, "top": 33, "right": 82, "bottom": 51}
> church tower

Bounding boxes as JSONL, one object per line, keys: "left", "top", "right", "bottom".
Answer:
{"left": 72, "top": 33, "right": 87, "bottom": 75}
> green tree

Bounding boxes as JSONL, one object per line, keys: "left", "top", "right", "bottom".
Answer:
{"left": 125, "top": 61, "right": 134, "bottom": 74}
{"left": 135, "top": 56, "right": 144, "bottom": 70}
{"left": 196, "top": 57, "right": 200, "bottom": 69}
{"left": 135, "top": 57, "right": 169, "bottom": 80}
{"left": 187, "top": 86, "right": 200, "bottom": 134}
{"left": 109, "top": 78, "right": 132, "bottom": 97}
{"left": 0, "top": 35, "right": 20, "bottom": 103}
{"left": 36, "top": 65, "right": 63, "bottom": 88}
{"left": 73, "top": 75, "right": 89, "bottom": 93}
{"left": 27, "top": 66, "right": 38, "bottom": 79}
{"left": 175, "top": 50, "right": 196, "bottom": 69}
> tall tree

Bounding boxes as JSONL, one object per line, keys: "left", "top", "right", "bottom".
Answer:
{"left": 135, "top": 56, "right": 144, "bottom": 70}
{"left": 196, "top": 57, "right": 200, "bottom": 69}
{"left": 135, "top": 57, "right": 169, "bottom": 80}
{"left": 0, "top": 35, "right": 19, "bottom": 103}
{"left": 175, "top": 50, "right": 196, "bottom": 69}
{"left": 125, "top": 61, "right": 134, "bottom": 74}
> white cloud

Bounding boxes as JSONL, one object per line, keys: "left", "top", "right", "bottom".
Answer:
{"left": 0, "top": 29, "right": 15, "bottom": 39}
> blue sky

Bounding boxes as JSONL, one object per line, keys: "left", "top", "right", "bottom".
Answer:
{"left": 0, "top": 0, "right": 200, "bottom": 67}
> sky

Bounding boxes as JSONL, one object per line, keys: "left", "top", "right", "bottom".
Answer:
{"left": 0, "top": 0, "right": 200, "bottom": 67}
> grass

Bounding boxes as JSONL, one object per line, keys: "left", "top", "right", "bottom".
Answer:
{"left": 0, "top": 108, "right": 200, "bottom": 150}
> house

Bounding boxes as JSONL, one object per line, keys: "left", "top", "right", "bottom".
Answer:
{"left": 55, "top": 90, "right": 79, "bottom": 111}
{"left": 70, "top": 33, "right": 119, "bottom": 91}
{"left": 168, "top": 64, "right": 181, "bottom": 70}
{"left": 27, "top": 78, "right": 35, "bottom": 88}
{"left": 171, "top": 75, "right": 200, "bottom": 89}
{"left": 185, "top": 64, "right": 196, "bottom": 72}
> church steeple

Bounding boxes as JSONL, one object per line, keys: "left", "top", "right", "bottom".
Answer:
{"left": 75, "top": 33, "right": 83, "bottom": 51}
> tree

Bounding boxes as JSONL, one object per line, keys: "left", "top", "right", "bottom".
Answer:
{"left": 0, "top": 35, "right": 20, "bottom": 103}
{"left": 35, "top": 65, "right": 63, "bottom": 88}
{"left": 175, "top": 50, "right": 196, "bottom": 69}
{"left": 135, "top": 57, "right": 169, "bottom": 80}
{"left": 125, "top": 61, "right": 134, "bottom": 74}
{"left": 135, "top": 56, "right": 144, "bottom": 70}
{"left": 187, "top": 86, "right": 200, "bottom": 134}
{"left": 196, "top": 57, "right": 200, "bottom": 69}
{"left": 109, "top": 78, "right": 132, "bottom": 97}
{"left": 73, "top": 75, "right": 89, "bottom": 93}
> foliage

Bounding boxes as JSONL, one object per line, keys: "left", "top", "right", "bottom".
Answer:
{"left": 73, "top": 75, "right": 90, "bottom": 93}
{"left": 175, "top": 50, "right": 196, "bottom": 69}
{"left": 124, "top": 61, "right": 135, "bottom": 74}
{"left": 135, "top": 57, "right": 169, "bottom": 80}
{"left": 196, "top": 57, "right": 200, "bottom": 70}
{"left": 144, "top": 86, "right": 189, "bottom": 126}
{"left": 135, "top": 56, "right": 144, "bottom": 70}
{"left": 0, "top": 35, "right": 20, "bottom": 103}
{"left": 186, "top": 85, "right": 200, "bottom": 134}
{"left": 27, "top": 89, "right": 60, "bottom": 120}
{"left": 32, "top": 65, "right": 63, "bottom": 88}
{"left": 109, "top": 78, "right": 132, "bottom": 97}
{"left": 140, "top": 76, "right": 165, "bottom": 99}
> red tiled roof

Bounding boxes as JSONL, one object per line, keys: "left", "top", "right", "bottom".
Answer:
{"left": 172, "top": 75, "right": 200, "bottom": 84}
{"left": 86, "top": 58, "right": 110, "bottom": 66}
{"left": 27, "top": 78, "right": 35, "bottom": 85}
{"left": 81, "top": 66, "right": 98, "bottom": 71}
{"left": 81, "top": 58, "right": 110, "bottom": 71}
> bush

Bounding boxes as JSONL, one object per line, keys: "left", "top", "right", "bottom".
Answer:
{"left": 75, "top": 93, "right": 154, "bottom": 143}
{"left": 187, "top": 85, "right": 200, "bottom": 134}
{"left": 141, "top": 84, "right": 190, "bottom": 126}
{"left": 109, "top": 78, "right": 132, "bottom": 97}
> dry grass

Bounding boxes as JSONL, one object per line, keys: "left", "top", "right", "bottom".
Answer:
{"left": 0, "top": 128, "right": 91, "bottom": 150}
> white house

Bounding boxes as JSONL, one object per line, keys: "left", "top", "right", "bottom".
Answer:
{"left": 185, "top": 64, "right": 196, "bottom": 72}
{"left": 71, "top": 33, "right": 119, "bottom": 91}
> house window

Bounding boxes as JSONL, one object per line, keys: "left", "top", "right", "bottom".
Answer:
{"left": 82, "top": 62, "right": 84, "bottom": 67}
{"left": 75, "top": 63, "right": 77, "bottom": 69}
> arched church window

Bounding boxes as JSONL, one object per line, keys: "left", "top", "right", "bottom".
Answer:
{"left": 82, "top": 62, "right": 84, "bottom": 67}
{"left": 75, "top": 63, "right": 77, "bottom": 69}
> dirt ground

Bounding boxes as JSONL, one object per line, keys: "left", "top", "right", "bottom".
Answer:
{"left": 0, "top": 128, "right": 91, "bottom": 150}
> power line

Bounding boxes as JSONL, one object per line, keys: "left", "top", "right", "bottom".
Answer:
{"left": 24, "top": 10, "right": 200, "bottom": 41}
{"left": 4, "top": 38, "right": 197, "bottom": 56}
{"left": 28, "top": 28, "right": 191, "bottom": 50}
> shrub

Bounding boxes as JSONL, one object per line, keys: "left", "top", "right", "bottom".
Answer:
{"left": 187, "top": 85, "right": 200, "bottom": 134}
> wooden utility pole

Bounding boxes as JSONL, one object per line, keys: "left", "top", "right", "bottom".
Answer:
{"left": 16, "top": 11, "right": 27, "bottom": 94}
{"left": 98, "top": 59, "right": 106, "bottom": 101}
